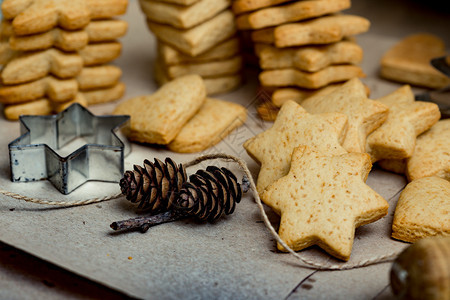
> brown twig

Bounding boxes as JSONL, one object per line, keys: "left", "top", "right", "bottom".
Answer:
{"left": 110, "top": 210, "right": 187, "bottom": 233}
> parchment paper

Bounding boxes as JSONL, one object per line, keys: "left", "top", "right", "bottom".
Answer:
{"left": 1, "top": 1, "right": 449, "bottom": 299}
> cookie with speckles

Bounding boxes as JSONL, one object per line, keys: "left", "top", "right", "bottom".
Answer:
{"left": 158, "top": 37, "right": 240, "bottom": 66}
{"left": 243, "top": 100, "right": 348, "bottom": 194}
{"left": 1, "top": 0, "right": 128, "bottom": 36}
{"left": 168, "top": 98, "right": 247, "bottom": 153}
{"left": 0, "top": 65, "right": 122, "bottom": 104}
{"left": 380, "top": 33, "right": 450, "bottom": 89}
{"left": 378, "top": 119, "right": 450, "bottom": 182}
{"left": 147, "top": 10, "right": 236, "bottom": 56}
{"left": 392, "top": 176, "right": 450, "bottom": 243}
{"left": 1, "top": 19, "right": 127, "bottom": 52}
{"left": 261, "top": 145, "right": 389, "bottom": 261}
{"left": 251, "top": 14, "right": 370, "bottom": 48}
{"left": 236, "top": 0, "right": 350, "bottom": 30}
{"left": 140, "top": 0, "right": 230, "bottom": 29}
{"left": 255, "top": 40, "right": 363, "bottom": 72}
{"left": 366, "top": 85, "right": 440, "bottom": 163}
{"left": 259, "top": 65, "right": 365, "bottom": 89}
{"left": 113, "top": 75, "right": 206, "bottom": 144}
{"left": 300, "top": 78, "right": 389, "bottom": 153}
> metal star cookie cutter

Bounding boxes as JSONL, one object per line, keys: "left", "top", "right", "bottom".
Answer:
{"left": 8, "top": 103, "right": 130, "bottom": 194}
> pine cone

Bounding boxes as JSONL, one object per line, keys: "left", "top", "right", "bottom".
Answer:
{"left": 112, "top": 159, "right": 249, "bottom": 232}
{"left": 176, "top": 166, "right": 242, "bottom": 222}
{"left": 119, "top": 158, "right": 187, "bottom": 211}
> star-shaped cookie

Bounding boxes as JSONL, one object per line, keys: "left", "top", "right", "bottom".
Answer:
{"left": 2, "top": 0, "right": 128, "bottom": 36}
{"left": 262, "top": 145, "right": 389, "bottom": 261}
{"left": 244, "top": 100, "right": 348, "bottom": 194}
{"left": 366, "top": 85, "right": 440, "bottom": 162}
{"left": 379, "top": 119, "right": 450, "bottom": 181}
{"left": 301, "top": 78, "right": 389, "bottom": 153}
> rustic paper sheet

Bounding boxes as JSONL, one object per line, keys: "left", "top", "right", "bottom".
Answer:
{"left": 1, "top": 0, "right": 449, "bottom": 299}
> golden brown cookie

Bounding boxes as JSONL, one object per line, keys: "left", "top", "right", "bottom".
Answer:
{"left": 0, "top": 47, "right": 84, "bottom": 84}
{"left": 392, "top": 176, "right": 450, "bottom": 243}
{"left": 256, "top": 40, "right": 363, "bottom": 72}
{"left": 168, "top": 98, "right": 247, "bottom": 152}
{"left": 270, "top": 84, "right": 345, "bottom": 107}
{"left": 259, "top": 65, "right": 365, "bottom": 89}
{"left": 163, "top": 56, "right": 243, "bottom": 79}
{"left": 113, "top": 74, "right": 206, "bottom": 144}
{"left": 380, "top": 33, "right": 449, "bottom": 89}
{"left": 366, "top": 85, "right": 440, "bottom": 162}
{"left": 83, "top": 82, "right": 125, "bottom": 105}
{"left": 51, "top": 93, "right": 88, "bottom": 112}
{"left": 3, "top": 98, "right": 53, "bottom": 120}
{"left": 252, "top": 14, "right": 370, "bottom": 48}
{"left": 158, "top": 37, "right": 240, "bottom": 65}
{"left": 379, "top": 119, "right": 450, "bottom": 181}
{"left": 300, "top": 78, "right": 388, "bottom": 153}
{"left": 3, "top": 19, "right": 127, "bottom": 51}
{"left": 236, "top": 0, "right": 350, "bottom": 30}
{"left": 244, "top": 100, "right": 348, "bottom": 193}
{"left": 0, "top": 65, "right": 121, "bottom": 104}
{"left": 261, "top": 145, "right": 389, "bottom": 261}
{"left": 79, "top": 42, "right": 122, "bottom": 66}
{"left": 140, "top": 0, "right": 230, "bottom": 29}
{"left": 232, "top": 0, "right": 291, "bottom": 15}
{"left": 153, "top": 59, "right": 242, "bottom": 95}
{"left": 147, "top": 10, "right": 236, "bottom": 56}
{"left": 2, "top": 0, "right": 128, "bottom": 35}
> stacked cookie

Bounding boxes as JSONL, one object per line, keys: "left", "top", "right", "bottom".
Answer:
{"left": 0, "top": 0, "right": 128, "bottom": 120}
{"left": 140, "top": 0, "right": 244, "bottom": 95}
{"left": 232, "top": 0, "right": 370, "bottom": 120}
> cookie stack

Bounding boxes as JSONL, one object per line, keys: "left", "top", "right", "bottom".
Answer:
{"left": 0, "top": 0, "right": 128, "bottom": 120}
{"left": 232, "top": 0, "right": 370, "bottom": 120}
{"left": 139, "top": 0, "right": 244, "bottom": 95}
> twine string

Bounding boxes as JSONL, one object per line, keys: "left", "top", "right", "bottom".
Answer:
{"left": 182, "top": 153, "right": 402, "bottom": 270}
{"left": 0, "top": 152, "right": 402, "bottom": 269}
{"left": 0, "top": 187, "right": 123, "bottom": 206}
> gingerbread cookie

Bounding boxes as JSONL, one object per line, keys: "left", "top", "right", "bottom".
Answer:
{"left": 168, "top": 98, "right": 247, "bottom": 152}
{"left": 300, "top": 78, "right": 389, "bottom": 153}
{"left": 232, "top": 0, "right": 291, "bottom": 15}
{"left": 163, "top": 56, "right": 242, "bottom": 79}
{"left": 379, "top": 119, "right": 450, "bottom": 182}
{"left": 3, "top": 19, "right": 127, "bottom": 51}
{"left": 158, "top": 37, "right": 240, "bottom": 65}
{"left": 236, "top": 0, "right": 350, "bottom": 30}
{"left": 113, "top": 75, "right": 206, "bottom": 144}
{"left": 2, "top": 0, "right": 128, "bottom": 35}
{"left": 147, "top": 10, "right": 236, "bottom": 56}
{"left": 380, "top": 33, "right": 449, "bottom": 89}
{"left": 366, "top": 85, "right": 440, "bottom": 162}
{"left": 259, "top": 65, "right": 365, "bottom": 89}
{"left": 261, "top": 145, "right": 389, "bottom": 261}
{"left": 244, "top": 100, "right": 348, "bottom": 193}
{"left": 256, "top": 40, "right": 363, "bottom": 72}
{"left": 252, "top": 14, "right": 370, "bottom": 48}
{"left": 140, "top": 0, "right": 230, "bottom": 29}
{"left": 392, "top": 176, "right": 450, "bottom": 243}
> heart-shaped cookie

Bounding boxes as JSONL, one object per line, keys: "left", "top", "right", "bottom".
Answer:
{"left": 380, "top": 33, "right": 450, "bottom": 89}
{"left": 392, "top": 176, "right": 450, "bottom": 243}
